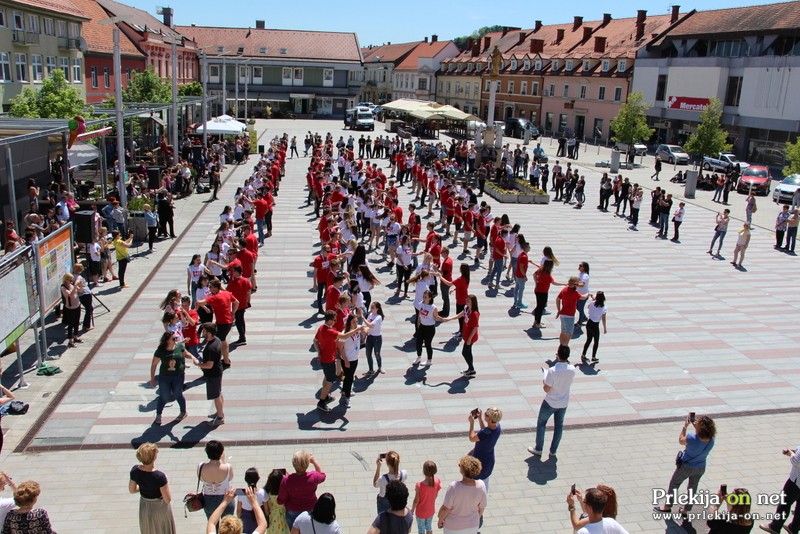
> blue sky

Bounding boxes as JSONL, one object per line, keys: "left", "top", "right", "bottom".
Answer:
{"left": 155, "top": 0, "right": 781, "bottom": 46}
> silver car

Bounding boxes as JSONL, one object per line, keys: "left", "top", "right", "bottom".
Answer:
{"left": 772, "top": 175, "right": 800, "bottom": 204}
{"left": 655, "top": 144, "right": 690, "bottom": 164}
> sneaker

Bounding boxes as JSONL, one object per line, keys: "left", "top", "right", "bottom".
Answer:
{"left": 519, "top": 303, "right": 528, "bottom": 309}
{"left": 758, "top": 526, "right": 779, "bottom": 534}
{"left": 176, "top": 412, "right": 188, "bottom": 421}
{"left": 378, "top": 368, "right": 385, "bottom": 374}
{"left": 222, "top": 362, "right": 231, "bottom": 370}
{"left": 412, "top": 357, "right": 421, "bottom": 365}
{"left": 424, "top": 359, "right": 432, "bottom": 368}
{"left": 234, "top": 338, "right": 247, "bottom": 345}
{"left": 210, "top": 416, "right": 225, "bottom": 426}
{"left": 317, "top": 401, "right": 331, "bottom": 413}
{"left": 591, "top": 357, "right": 599, "bottom": 362}
{"left": 344, "top": 397, "right": 351, "bottom": 408}
{"left": 153, "top": 415, "right": 162, "bottom": 426}
{"left": 527, "top": 447, "right": 542, "bottom": 456}
{"left": 323, "top": 395, "right": 336, "bottom": 404}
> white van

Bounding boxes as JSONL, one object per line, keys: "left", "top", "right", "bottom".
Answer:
{"left": 345, "top": 107, "right": 375, "bottom": 130}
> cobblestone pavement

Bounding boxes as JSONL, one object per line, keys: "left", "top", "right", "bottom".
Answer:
{"left": 0, "top": 119, "right": 797, "bottom": 533}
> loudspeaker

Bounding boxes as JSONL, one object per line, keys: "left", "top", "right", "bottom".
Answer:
{"left": 74, "top": 210, "right": 95, "bottom": 243}
{"left": 147, "top": 167, "right": 162, "bottom": 190}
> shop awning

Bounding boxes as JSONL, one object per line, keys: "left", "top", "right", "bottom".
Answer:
{"left": 289, "top": 93, "right": 315, "bottom": 99}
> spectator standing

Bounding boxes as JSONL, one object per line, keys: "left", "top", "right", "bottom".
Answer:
{"left": 745, "top": 193, "right": 757, "bottom": 224}
{"left": 671, "top": 202, "right": 685, "bottom": 242}
{"left": 0, "top": 387, "right": 14, "bottom": 455}
{"left": 759, "top": 446, "right": 800, "bottom": 534}
{"left": 73, "top": 264, "right": 93, "bottom": 332}
{"left": 290, "top": 493, "right": 340, "bottom": 534}
{"left": 0, "top": 481, "right": 55, "bottom": 534}
{"left": 199, "top": 440, "right": 235, "bottom": 520}
{"left": 787, "top": 208, "right": 799, "bottom": 253}
{"left": 263, "top": 469, "right": 290, "bottom": 534}
{"left": 143, "top": 204, "right": 159, "bottom": 252}
{"left": 437, "top": 456, "right": 487, "bottom": 534}
{"left": 529, "top": 345, "right": 575, "bottom": 458}
{"left": 411, "top": 462, "right": 441, "bottom": 534}
{"left": 207, "top": 487, "right": 266, "bottom": 534}
{"left": 708, "top": 210, "right": 731, "bottom": 256}
{"left": 707, "top": 488, "right": 753, "bottom": 533}
{"left": 193, "top": 323, "right": 225, "bottom": 426}
{"left": 368, "top": 480, "right": 414, "bottom": 534}
{"left": 374, "top": 451, "right": 408, "bottom": 514}
{"left": 732, "top": 223, "right": 752, "bottom": 268}
{"left": 59, "top": 273, "right": 82, "bottom": 347}
{"left": 128, "top": 443, "right": 176, "bottom": 534}
{"left": 776, "top": 204, "right": 791, "bottom": 250}
{"left": 568, "top": 484, "right": 618, "bottom": 531}
{"left": 111, "top": 229, "right": 133, "bottom": 288}
{"left": 278, "top": 450, "right": 327, "bottom": 529}
{"left": 236, "top": 468, "right": 268, "bottom": 534}
{"left": 569, "top": 487, "right": 629, "bottom": 534}
{"left": 468, "top": 407, "right": 502, "bottom": 492}
{"left": 0, "top": 472, "right": 16, "bottom": 527}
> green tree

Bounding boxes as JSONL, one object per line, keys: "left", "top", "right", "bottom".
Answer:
{"left": 453, "top": 25, "right": 507, "bottom": 51}
{"left": 123, "top": 65, "right": 172, "bottom": 103}
{"left": 8, "top": 69, "right": 84, "bottom": 118}
{"left": 178, "top": 81, "right": 203, "bottom": 96}
{"left": 684, "top": 97, "right": 731, "bottom": 162}
{"left": 784, "top": 139, "right": 800, "bottom": 176}
{"left": 610, "top": 91, "right": 654, "bottom": 147}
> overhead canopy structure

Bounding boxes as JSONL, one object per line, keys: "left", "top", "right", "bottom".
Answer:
{"left": 195, "top": 114, "right": 247, "bottom": 135}
{"left": 383, "top": 99, "right": 478, "bottom": 122}
{"left": 67, "top": 142, "right": 101, "bottom": 169}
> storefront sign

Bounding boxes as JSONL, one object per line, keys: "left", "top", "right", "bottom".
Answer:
{"left": 666, "top": 96, "right": 709, "bottom": 112}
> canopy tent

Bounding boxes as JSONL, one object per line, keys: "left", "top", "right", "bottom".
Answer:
{"left": 383, "top": 99, "right": 477, "bottom": 122}
{"left": 67, "top": 141, "right": 101, "bottom": 169}
{"left": 195, "top": 114, "right": 247, "bottom": 135}
{"left": 409, "top": 109, "right": 444, "bottom": 120}
{"left": 437, "top": 108, "right": 480, "bottom": 121}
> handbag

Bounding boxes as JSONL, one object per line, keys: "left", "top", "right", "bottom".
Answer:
{"left": 675, "top": 438, "right": 712, "bottom": 468}
{"left": 183, "top": 463, "right": 205, "bottom": 517}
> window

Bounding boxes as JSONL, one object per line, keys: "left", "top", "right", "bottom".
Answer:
{"left": 27, "top": 14, "right": 39, "bottom": 33}
{"left": 293, "top": 67, "right": 303, "bottom": 84}
{"left": 474, "top": 83, "right": 478, "bottom": 97}
{"left": 418, "top": 78, "right": 427, "bottom": 91}
{"left": 532, "top": 82, "right": 539, "bottom": 96}
{"left": 598, "top": 86, "right": 606, "bottom": 100}
{"left": 90, "top": 66, "right": 97, "bottom": 88}
{"left": 280, "top": 48, "right": 287, "bottom": 55}
{"left": 43, "top": 18, "right": 54, "bottom": 35}
{"left": 618, "top": 60, "right": 626, "bottom": 73}
{"left": 614, "top": 87, "right": 622, "bottom": 102}
{"left": 520, "top": 81, "right": 527, "bottom": 95}
{"left": 510, "top": 58, "right": 517, "bottom": 70}
{"left": 71, "top": 58, "right": 81, "bottom": 82}
{"left": 545, "top": 112, "right": 553, "bottom": 131}
{"left": 583, "top": 60, "right": 590, "bottom": 71}
{"left": 323, "top": 68, "right": 333, "bottom": 87}
{"left": 655, "top": 74, "right": 667, "bottom": 101}
{"left": 725, "top": 76, "right": 743, "bottom": 107}
{"left": 548, "top": 83, "right": 554, "bottom": 97}
{"left": 602, "top": 60, "right": 609, "bottom": 72}
{"left": 125, "top": 67, "right": 131, "bottom": 84}
{"left": 252, "top": 66, "right": 262, "bottom": 84}
{"left": 281, "top": 67, "right": 292, "bottom": 85}
{"left": 57, "top": 20, "right": 66, "bottom": 37}
{"left": 711, "top": 40, "right": 749, "bottom": 57}
{"left": 455, "top": 82, "right": 461, "bottom": 94}
{"left": 552, "top": 60, "right": 558, "bottom": 71}
{"left": 259, "top": 47, "right": 266, "bottom": 54}
{"left": 60, "top": 57, "right": 69, "bottom": 80}
{"left": 13, "top": 11, "right": 23, "bottom": 30}
{"left": 563, "top": 85, "right": 569, "bottom": 98}
{"left": 465, "top": 81, "right": 470, "bottom": 95}
{"left": 15, "top": 53, "right": 26, "bottom": 82}
{"left": 579, "top": 85, "right": 587, "bottom": 99}
{"left": 103, "top": 67, "right": 110, "bottom": 88}
{"left": 45, "top": 55, "right": 55, "bottom": 75}
{"left": 530, "top": 111, "right": 536, "bottom": 126}
{"left": 0, "top": 9, "right": 5, "bottom": 28}
{"left": 534, "top": 59, "right": 542, "bottom": 71}
{"left": 558, "top": 113, "right": 568, "bottom": 132}
{"left": 68, "top": 22, "right": 79, "bottom": 39}
{"left": 238, "top": 65, "right": 248, "bottom": 83}
{"left": 566, "top": 60, "right": 573, "bottom": 71}
{"left": 593, "top": 118, "right": 604, "bottom": 139}
{"left": 485, "top": 80, "right": 491, "bottom": 92}
{"left": 31, "top": 54, "right": 43, "bottom": 81}
{"left": 209, "top": 64, "right": 220, "bottom": 82}
{"left": 0, "top": 53, "right": 10, "bottom": 82}
{"left": 507, "top": 81, "right": 514, "bottom": 94}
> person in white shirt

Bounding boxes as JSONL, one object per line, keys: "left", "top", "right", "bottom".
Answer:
{"left": 0, "top": 472, "right": 17, "bottom": 528}
{"left": 528, "top": 345, "right": 575, "bottom": 457}
{"left": 569, "top": 487, "right": 629, "bottom": 534}
{"left": 671, "top": 202, "right": 685, "bottom": 242}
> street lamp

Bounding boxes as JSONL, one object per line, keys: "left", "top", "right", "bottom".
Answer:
{"left": 99, "top": 16, "right": 127, "bottom": 205}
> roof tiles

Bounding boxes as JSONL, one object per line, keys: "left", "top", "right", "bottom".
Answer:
{"left": 667, "top": 1, "right": 800, "bottom": 37}
{"left": 69, "top": 0, "right": 143, "bottom": 56}
{"left": 395, "top": 40, "right": 454, "bottom": 70}
{"left": 11, "top": 0, "right": 86, "bottom": 19}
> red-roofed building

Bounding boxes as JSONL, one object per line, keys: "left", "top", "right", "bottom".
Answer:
{"left": 0, "top": 0, "right": 89, "bottom": 110}
{"left": 392, "top": 36, "right": 459, "bottom": 102}
{"left": 359, "top": 41, "right": 422, "bottom": 104}
{"left": 177, "top": 22, "right": 362, "bottom": 119}
{"left": 69, "top": 0, "right": 145, "bottom": 103}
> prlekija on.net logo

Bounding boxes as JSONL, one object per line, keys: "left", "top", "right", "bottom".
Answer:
{"left": 652, "top": 488, "right": 788, "bottom": 522}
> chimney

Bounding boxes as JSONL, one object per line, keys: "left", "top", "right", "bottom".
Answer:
{"left": 603, "top": 13, "right": 612, "bottom": 26}
{"left": 594, "top": 36, "right": 607, "bottom": 53}
{"left": 471, "top": 42, "right": 480, "bottom": 57}
{"left": 255, "top": 20, "right": 265, "bottom": 30}
{"left": 502, "top": 26, "right": 509, "bottom": 37}
{"left": 583, "top": 27, "right": 593, "bottom": 42}
{"left": 573, "top": 16, "right": 583, "bottom": 31}
{"left": 161, "top": 6, "right": 173, "bottom": 29}
{"left": 636, "top": 22, "right": 646, "bottom": 41}
{"left": 431, "top": 34, "right": 438, "bottom": 43}
{"left": 671, "top": 5, "right": 680, "bottom": 23}
{"left": 483, "top": 36, "right": 491, "bottom": 52}
{"left": 518, "top": 31, "right": 526, "bottom": 45}
{"left": 467, "top": 38, "right": 473, "bottom": 50}
{"left": 637, "top": 9, "right": 647, "bottom": 25}
{"left": 530, "top": 38, "right": 544, "bottom": 54}
{"left": 534, "top": 20, "right": 542, "bottom": 32}
{"left": 423, "top": 36, "right": 428, "bottom": 43}
{"left": 556, "top": 28, "right": 565, "bottom": 43}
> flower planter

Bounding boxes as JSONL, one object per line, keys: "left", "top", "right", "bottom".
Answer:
{"left": 517, "top": 194, "right": 535, "bottom": 204}
{"left": 533, "top": 194, "right": 550, "bottom": 204}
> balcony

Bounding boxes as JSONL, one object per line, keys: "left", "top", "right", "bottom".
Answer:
{"left": 58, "top": 37, "right": 79, "bottom": 50}
{"left": 12, "top": 31, "right": 40, "bottom": 45}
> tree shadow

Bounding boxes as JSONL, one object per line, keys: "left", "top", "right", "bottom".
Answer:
{"left": 525, "top": 455, "right": 558, "bottom": 485}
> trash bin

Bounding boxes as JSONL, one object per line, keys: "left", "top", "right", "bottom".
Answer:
{"left": 258, "top": 144, "right": 265, "bottom": 155}
{"left": 610, "top": 150, "right": 621, "bottom": 173}
{"left": 127, "top": 211, "right": 148, "bottom": 243}
{"left": 684, "top": 170, "right": 699, "bottom": 198}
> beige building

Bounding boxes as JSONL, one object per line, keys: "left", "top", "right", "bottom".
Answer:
{"left": 358, "top": 41, "right": 421, "bottom": 105}
{"left": 0, "top": 0, "right": 88, "bottom": 110}
{"left": 392, "top": 36, "right": 459, "bottom": 102}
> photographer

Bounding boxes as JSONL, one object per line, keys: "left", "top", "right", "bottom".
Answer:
{"left": 468, "top": 407, "right": 502, "bottom": 492}
{"left": 759, "top": 446, "right": 800, "bottom": 534}
{"left": 708, "top": 487, "right": 753, "bottom": 533}
{"left": 111, "top": 229, "right": 134, "bottom": 289}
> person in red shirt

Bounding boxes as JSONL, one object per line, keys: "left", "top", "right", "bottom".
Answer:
{"left": 313, "top": 310, "right": 366, "bottom": 412}
{"left": 252, "top": 193, "right": 269, "bottom": 245}
{"left": 179, "top": 296, "right": 200, "bottom": 358}
{"left": 513, "top": 241, "right": 531, "bottom": 309}
{"left": 312, "top": 245, "right": 333, "bottom": 314}
{"left": 428, "top": 234, "right": 442, "bottom": 270}
{"left": 325, "top": 274, "right": 347, "bottom": 312}
{"left": 226, "top": 265, "right": 252, "bottom": 345}
{"left": 439, "top": 248, "right": 454, "bottom": 317}
{"left": 196, "top": 279, "right": 239, "bottom": 367}
{"left": 489, "top": 228, "right": 508, "bottom": 289}
{"left": 462, "top": 204, "right": 476, "bottom": 256}
{"left": 231, "top": 240, "right": 257, "bottom": 291}
{"left": 242, "top": 224, "right": 259, "bottom": 259}
{"left": 445, "top": 294, "right": 480, "bottom": 377}
{"left": 446, "top": 263, "right": 470, "bottom": 335}
{"left": 531, "top": 259, "right": 563, "bottom": 329}
{"left": 334, "top": 293, "right": 351, "bottom": 331}
{"left": 556, "top": 276, "right": 590, "bottom": 347}
{"left": 305, "top": 167, "right": 316, "bottom": 206}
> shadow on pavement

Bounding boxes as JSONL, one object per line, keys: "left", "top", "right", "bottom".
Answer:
{"left": 296, "top": 409, "right": 350, "bottom": 431}
{"left": 526, "top": 455, "right": 558, "bottom": 485}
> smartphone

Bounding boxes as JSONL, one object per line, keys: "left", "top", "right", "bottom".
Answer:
{"left": 720, "top": 484, "right": 727, "bottom": 495}
{"left": 275, "top": 468, "right": 287, "bottom": 477}
{"left": 235, "top": 488, "right": 245, "bottom": 496}
{"left": 689, "top": 412, "right": 696, "bottom": 423}
{"left": 571, "top": 484, "right": 577, "bottom": 495}
{"left": 470, "top": 408, "right": 480, "bottom": 418}
{"left": 379, "top": 453, "right": 387, "bottom": 460}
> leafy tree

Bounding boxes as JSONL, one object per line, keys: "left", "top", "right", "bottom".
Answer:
{"left": 123, "top": 65, "right": 172, "bottom": 103}
{"left": 684, "top": 97, "right": 731, "bottom": 161}
{"left": 610, "top": 91, "right": 654, "bottom": 147}
{"left": 784, "top": 139, "right": 800, "bottom": 176}
{"left": 453, "top": 25, "right": 507, "bottom": 51}
{"left": 178, "top": 82, "right": 203, "bottom": 96}
{"left": 8, "top": 69, "right": 84, "bottom": 118}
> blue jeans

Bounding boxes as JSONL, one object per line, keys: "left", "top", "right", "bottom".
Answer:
{"left": 365, "top": 335, "right": 382, "bottom": 372}
{"left": 513, "top": 276, "right": 526, "bottom": 306}
{"left": 256, "top": 218, "right": 265, "bottom": 244}
{"left": 203, "top": 493, "right": 234, "bottom": 519}
{"left": 658, "top": 212, "right": 669, "bottom": 236}
{"left": 709, "top": 230, "right": 726, "bottom": 252}
{"left": 156, "top": 374, "right": 186, "bottom": 415}
{"left": 576, "top": 298, "right": 587, "bottom": 324}
{"left": 490, "top": 258, "right": 504, "bottom": 286}
{"left": 535, "top": 400, "right": 567, "bottom": 454}
{"left": 286, "top": 510, "right": 302, "bottom": 529}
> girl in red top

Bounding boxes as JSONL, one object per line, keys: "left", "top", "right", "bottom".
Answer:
{"left": 446, "top": 294, "right": 480, "bottom": 377}
{"left": 531, "top": 259, "right": 564, "bottom": 329}
{"left": 445, "top": 263, "right": 470, "bottom": 335}
{"left": 179, "top": 296, "right": 200, "bottom": 358}
{"left": 513, "top": 241, "right": 531, "bottom": 309}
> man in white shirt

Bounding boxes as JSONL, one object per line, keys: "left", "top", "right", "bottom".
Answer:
{"left": 528, "top": 345, "right": 575, "bottom": 457}
{"left": 760, "top": 446, "right": 800, "bottom": 534}
{"left": 570, "top": 487, "right": 629, "bottom": 534}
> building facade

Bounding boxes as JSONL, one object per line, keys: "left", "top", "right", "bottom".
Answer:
{"left": 178, "top": 22, "right": 362, "bottom": 119}
{"left": 632, "top": 1, "right": 800, "bottom": 166}
{"left": 358, "top": 41, "right": 420, "bottom": 104}
{"left": 0, "top": 0, "right": 88, "bottom": 110}
{"left": 392, "top": 36, "right": 459, "bottom": 101}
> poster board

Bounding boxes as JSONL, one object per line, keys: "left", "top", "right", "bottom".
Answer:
{"left": 36, "top": 223, "right": 74, "bottom": 314}
{"left": 0, "top": 247, "right": 37, "bottom": 349}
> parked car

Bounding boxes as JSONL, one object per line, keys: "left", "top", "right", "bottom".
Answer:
{"left": 358, "top": 102, "right": 376, "bottom": 110}
{"left": 737, "top": 165, "right": 772, "bottom": 195}
{"left": 613, "top": 142, "right": 648, "bottom": 156}
{"left": 772, "top": 174, "right": 800, "bottom": 204}
{"left": 702, "top": 153, "right": 750, "bottom": 172}
{"left": 503, "top": 117, "right": 540, "bottom": 139}
{"left": 345, "top": 107, "right": 375, "bottom": 130}
{"left": 655, "top": 144, "right": 690, "bottom": 164}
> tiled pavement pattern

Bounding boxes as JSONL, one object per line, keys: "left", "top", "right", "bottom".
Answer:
{"left": 0, "top": 119, "right": 797, "bottom": 532}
